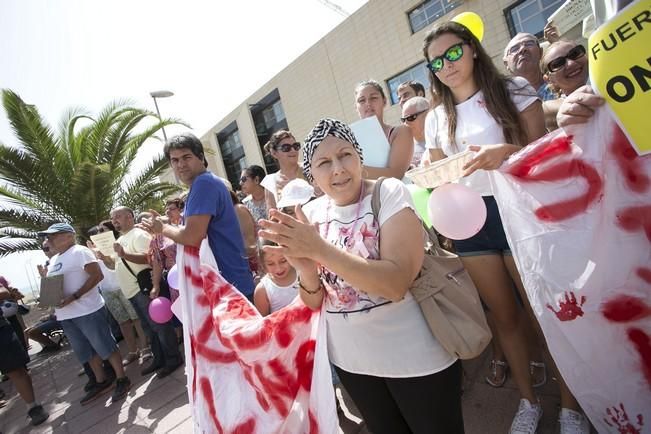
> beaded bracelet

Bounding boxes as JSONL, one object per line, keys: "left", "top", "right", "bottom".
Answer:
{"left": 299, "top": 279, "right": 323, "bottom": 295}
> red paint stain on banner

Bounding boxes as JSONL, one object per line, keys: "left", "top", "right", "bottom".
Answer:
{"left": 616, "top": 206, "right": 651, "bottom": 242}
{"left": 505, "top": 135, "right": 603, "bottom": 222}
{"left": 610, "top": 126, "right": 651, "bottom": 194}
{"left": 602, "top": 295, "right": 651, "bottom": 323}
{"left": 627, "top": 328, "right": 651, "bottom": 389}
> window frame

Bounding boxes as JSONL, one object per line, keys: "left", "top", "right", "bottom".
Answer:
{"left": 385, "top": 61, "right": 431, "bottom": 106}
{"left": 504, "top": 0, "right": 565, "bottom": 38}
{"left": 406, "top": 0, "right": 464, "bottom": 34}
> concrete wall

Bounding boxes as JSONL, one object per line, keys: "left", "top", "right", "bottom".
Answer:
{"left": 199, "top": 0, "right": 539, "bottom": 179}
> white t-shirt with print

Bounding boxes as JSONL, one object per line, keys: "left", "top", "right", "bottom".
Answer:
{"left": 114, "top": 228, "right": 152, "bottom": 299}
{"left": 49, "top": 245, "right": 104, "bottom": 321}
{"left": 425, "top": 77, "right": 539, "bottom": 196}
{"left": 303, "top": 177, "right": 456, "bottom": 378}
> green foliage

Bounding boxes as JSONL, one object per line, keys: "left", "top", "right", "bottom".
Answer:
{"left": 0, "top": 89, "right": 186, "bottom": 256}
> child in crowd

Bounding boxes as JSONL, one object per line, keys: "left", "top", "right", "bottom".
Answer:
{"left": 253, "top": 240, "right": 298, "bottom": 316}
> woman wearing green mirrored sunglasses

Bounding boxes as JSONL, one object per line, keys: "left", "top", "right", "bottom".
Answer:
{"left": 421, "top": 21, "right": 587, "bottom": 434}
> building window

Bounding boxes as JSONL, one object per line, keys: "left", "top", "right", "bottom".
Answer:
{"left": 386, "top": 62, "right": 431, "bottom": 105}
{"left": 217, "top": 126, "right": 247, "bottom": 188}
{"left": 250, "top": 89, "right": 288, "bottom": 174}
{"left": 505, "top": 0, "right": 564, "bottom": 37}
{"left": 408, "top": 0, "right": 464, "bottom": 33}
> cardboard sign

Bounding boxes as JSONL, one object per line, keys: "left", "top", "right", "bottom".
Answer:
{"left": 38, "top": 274, "right": 64, "bottom": 308}
{"left": 547, "top": 0, "right": 593, "bottom": 35}
{"left": 589, "top": 0, "right": 651, "bottom": 155}
{"left": 349, "top": 116, "right": 391, "bottom": 168}
{"left": 90, "top": 231, "right": 117, "bottom": 257}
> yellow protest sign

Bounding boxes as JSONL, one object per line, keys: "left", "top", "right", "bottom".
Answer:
{"left": 589, "top": 0, "right": 651, "bottom": 155}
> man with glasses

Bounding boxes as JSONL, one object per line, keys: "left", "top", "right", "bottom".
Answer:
{"left": 503, "top": 33, "right": 556, "bottom": 102}
{"left": 38, "top": 223, "right": 131, "bottom": 405}
{"left": 140, "top": 133, "right": 255, "bottom": 301}
{"left": 400, "top": 96, "right": 430, "bottom": 168}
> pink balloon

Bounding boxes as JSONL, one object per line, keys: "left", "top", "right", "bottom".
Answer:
{"left": 427, "top": 183, "right": 487, "bottom": 240}
{"left": 149, "top": 297, "right": 173, "bottom": 324}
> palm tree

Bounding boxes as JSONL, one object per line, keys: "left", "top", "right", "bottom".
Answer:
{"left": 0, "top": 89, "right": 185, "bottom": 256}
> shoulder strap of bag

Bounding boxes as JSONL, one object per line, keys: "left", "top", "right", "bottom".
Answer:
{"left": 121, "top": 258, "right": 137, "bottom": 279}
{"left": 370, "top": 178, "right": 441, "bottom": 251}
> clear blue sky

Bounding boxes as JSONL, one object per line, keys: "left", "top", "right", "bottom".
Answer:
{"left": 0, "top": 0, "right": 367, "bottom": 293}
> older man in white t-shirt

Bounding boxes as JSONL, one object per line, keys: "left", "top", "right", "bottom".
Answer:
{"left": 39, "top": 223, "right": 131, "bottom": 405}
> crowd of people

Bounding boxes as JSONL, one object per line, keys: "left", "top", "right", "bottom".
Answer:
{"left": 0, "top": 14, "right": 602, "bottom": 434}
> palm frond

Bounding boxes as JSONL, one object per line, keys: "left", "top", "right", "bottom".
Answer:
{"left": 0, "top": 236, "right": 41, "bottom": 258}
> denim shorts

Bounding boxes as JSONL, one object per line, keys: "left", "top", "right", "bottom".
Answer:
{"left": 60, "top": 306, "right": 117, "bottom": 363}
{"left": 453, "top": 196, "right": 512, "bottom": 257}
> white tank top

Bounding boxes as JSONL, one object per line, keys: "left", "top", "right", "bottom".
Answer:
{"left": 260, "top": 274, "right": 299, "bottom": 313}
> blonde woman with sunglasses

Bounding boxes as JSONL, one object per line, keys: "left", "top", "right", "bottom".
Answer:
{"left": 261, "top": 130, "right": 305, "bottom": 211}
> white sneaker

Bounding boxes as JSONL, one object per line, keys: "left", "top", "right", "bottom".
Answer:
{"left": 559, "top": 408, "right": 590, "bottom": 434}
{"left": 509, "top": 398, "right": 542, "bottom": 434}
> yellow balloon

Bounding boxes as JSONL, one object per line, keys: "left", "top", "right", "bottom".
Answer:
{"left": 452, "top": 12, "right": 484, "bottom": 42}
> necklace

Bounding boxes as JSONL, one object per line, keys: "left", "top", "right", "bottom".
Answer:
{"left": 322, "top": 181, "right": 366, "bottom": 245}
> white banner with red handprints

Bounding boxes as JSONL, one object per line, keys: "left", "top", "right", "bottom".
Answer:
{"left": 175, "top": 245, "right": 338, "bottom": 434}
{"left": 492, "top": 106, "right": 651, "bottom": 433}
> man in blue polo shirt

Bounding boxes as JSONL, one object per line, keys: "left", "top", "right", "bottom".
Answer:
{"left": 142, "top": 133, "right": 254, "bottom": 299}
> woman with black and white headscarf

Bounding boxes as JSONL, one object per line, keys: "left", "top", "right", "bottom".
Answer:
{"left": 259, "top": 118, "right": 464, "bottom": 434}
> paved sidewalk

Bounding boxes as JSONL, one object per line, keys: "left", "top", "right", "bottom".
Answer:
{"left": 0, "top": 340, "right": 569, "bottom": 434}
{"left": 1, "top": 310, "right": 574, "bottom": 434}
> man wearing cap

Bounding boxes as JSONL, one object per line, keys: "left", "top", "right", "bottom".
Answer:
{"left": 39, "top": 223, "right": 131, "bottom": 405}
{"left": 140, "top": 133, "right": 255, "bottom": 300}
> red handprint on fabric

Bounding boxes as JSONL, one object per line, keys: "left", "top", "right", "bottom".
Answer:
{"left": 546, "top": 291, "right": 586, "bottom": 322}
{"left": 604, "top": 403, "right": 644, "bottom": 434}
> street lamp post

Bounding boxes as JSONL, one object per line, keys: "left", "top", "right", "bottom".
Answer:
{"left": 149, "top": 90, "right": 174, "bottom": 143}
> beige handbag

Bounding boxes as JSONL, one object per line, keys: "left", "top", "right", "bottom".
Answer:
{"left": 372, "top": 178, "right": 491, "bottom": 360}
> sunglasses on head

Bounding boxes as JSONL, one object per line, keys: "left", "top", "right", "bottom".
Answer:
{"left": 427, "top": 42, "right": 466, "bottom": 74}
{"left": 274, "top": 142, "right": 301, "bottom": 153}
{"left": 546, "top": 45, "right": 586, "bottom": 73}
{"left": 401, "top": 110, "right": 428, "bottom": 123}
{"left": 507, "top": 39, "right": 538, "bottom": 56}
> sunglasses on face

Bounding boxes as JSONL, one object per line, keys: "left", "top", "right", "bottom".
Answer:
{"left": 274, "top": 142, "right": 301, "bottom": 153}
{"left": 546, "top": 45, "right": 586, "bottom": 73}
{"left": 401, "top": 110, "right": 428, "bottom": 123}
{"left": 427, "top": 42, "right": 466, "bottom": 74}
{"left": 239, "top": 176, "right": 249, "bottom": 183}
{"left": 507, "top": 39, "right": 538, "bottom": 56}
